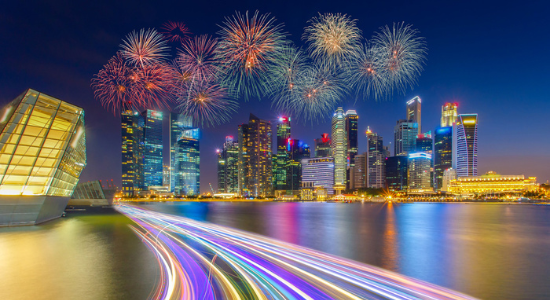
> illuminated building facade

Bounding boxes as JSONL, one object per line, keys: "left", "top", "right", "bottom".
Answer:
{"left": 453, "top": 114, "right": 478, "bottom": 177}
{"left": 173, "top": 126, "right": 200, "bottom": 195}
{"left": 238, "top": 114, "right": 272, "bottom": 197}
{"left": 394, "top": 120, "right": 418, "bottom": 156}
{"left": 169, "top": 113, "right": 194, "bottom": 192}
{"left": 406, "top": 96, "right": 422, "bottom": 133}
{"left": 447, "top": 172, "right": 538, "bottom": 195}
{"left": 0, "top": 89, "right": 86, "bottom": 226}
{"left": 441, "top": 102, "right": 458, "bottom": 127}
{"left": 385, "top": 156, "right": 408, "bottom": 191}
{"left": 162, "top": 165, "right": 171, "bottom": 188}
{"left": 274, "top": 117, "right": 291, "bottom": 191}
{"left": 345, "top": 110, "right": 358, "bottom": 190}
{"left": 351, "top": 153, "right": 367, "bottom": 190}
{"left": 121, "top": 110, "right": 143, "bottom": 196}
{"left": 314, "top": 133, "right": 331, "bottom": 158}
{"left": 142, "top": 110, "right": 163, "bottom": 190}
{"left": 408, "top": 152, "right": 433, "bottom": 192}
{"left": 434, "top": 127, "right": 453, "bottom": 190}
{"left": 286, "top": 139, "right": 310, "bottom": 191}
{"left": 366, "top": 127, "right": 386, "bottom": 188}
{"left": 301, "top": 157, "right": 335, "bottom": 195}
{"left": 442, "top": 168, "right": 457, "bottom": 192}
{"left": 331, "top": 108, "right": 347, "bottom": 192}
{"left": 217, "top": 136, "right": 238, "bottom": 193}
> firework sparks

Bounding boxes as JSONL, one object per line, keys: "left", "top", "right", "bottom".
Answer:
{"left": 372, "top": 22, "right": 427, "bottom": 93}
{"left": 345, "top": 43, "right": 390, "bottom": 100}
{"left": 176, "top": 80, "right": 238, "bottom": 127}
{"left": 120, "top": 28, "right": 170, "bottom": 67}
{"left": 216, "top": 10, "right": 287, "bottom": 100}
{"left": 269, "top": 45, "right": 308, "bottom": 111}
{"left": 176, "top": 35, "right": 219, "bottom": 85}
{"left": 131, "top": 63, "right": 175, "bottom": 109}
{"left": 91, "top": 52, "right": 142, "bottom": 113}
{"left": 303, "top": 13, "right": 362, "bottom": 69}
{"left": 161, "top": 21, "right": 191, "bottom": 42}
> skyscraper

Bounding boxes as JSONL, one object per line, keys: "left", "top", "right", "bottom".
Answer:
{"left": 238, "top": 114, "right": 272, "bottom": 197}
{"left": 217, "top": 136, "right": 239, "bottom": 193}
{"left": 274, "top": 117, "right": 291, "bottom": 191}
{"left": 286, "top": 139, "right": 310, "bottom": 191}
{"left": 394, "top": 120, "right": 418, "bottom": 156}
{"left": 169, "top": 113, "right": 194, "bottom": 192}
{"left": 434, "top": 127, "right": 453, "bottom": 190}
{"left": 345, "top": 110, "right": 358, "bottom": 190}
{"left": 416, "top": 132, "right": 433, "bottom": 188}
{"left": 453, "top": 114, "right": 478, "bottom": 177}
{"left": 121, "top": 110, "right": 143, "bottom": 196}
{"left": 408, "top": 152, "right": 432, "bottom": 192}
{"left": 331, "top": 108, "right": 347, "bottom": 193}
{"left": 301, "top": 157, "right": 335, "bottom": 195}
{"left": 366, "top": 127, "right": 386, "bottom": 188}
{"left": 173, "top": 126, "right": 200, "bottom": 195}
{"left": 406, "top": 96, "right": 421, "bottom": 133}
{"left": 351, "top": 153, "right": 367, "bottom": 190}
{"left": 385, "top": 156, "right": 408, "bottom": 191}
{"left": 314, "top": 133, "right": 331, "bottom": 157}
{"left": 141, "top": 110, "right": 163, "bottom": 190}
{"left": 441, "top": 103, "right": 458, "bottom": 127}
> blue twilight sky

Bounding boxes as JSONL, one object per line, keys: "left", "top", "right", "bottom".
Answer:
{"left": 1, "top": 0, "right": 549, "bottom": 192}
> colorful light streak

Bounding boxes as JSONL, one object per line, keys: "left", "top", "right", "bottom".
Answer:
{"left": 117, "top": 204, "right": 475, "bottom": 300}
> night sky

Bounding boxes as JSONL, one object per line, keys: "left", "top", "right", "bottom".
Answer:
{"left": 1, "top": 0, "right": 549, "bottom": 192}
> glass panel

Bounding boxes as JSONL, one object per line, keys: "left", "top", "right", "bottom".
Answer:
{"left": 1, "top": 144, "right": 16, "bottom": 154}
{"left": 0, "top": 185, "right": 23, "bottom": 195}
{"left": 2, "top": 175, "right": 28, "bottom": 184}
{"left": 26, "top": 176, "right": 49, "bottom": 185}
{"left": 31, "top": 167, "right": 53, "bottom": 177}
{"left": 22, "top": 185, "right": 45, "bottom": 195}
{"left": 5, "top": 165, "right": 32, "bottom": 176}
{"left": 0, "top": 154, "right": 12, "bottom": 164}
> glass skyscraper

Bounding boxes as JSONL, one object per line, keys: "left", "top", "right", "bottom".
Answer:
{"left": 121, "top": 110, "right": 143, "bottom": 196}
{"left": 0, "top": 89, "right": 86, "bottom": 226}
{"left": 286, "top": 139, "right": 310, "bottom": 191}
{"left": 408, "top": 152, "right": 432, "bottom": 192}
{"left": 274, "top": 117, "right": 291, "bottom": 191}
{"left": 453, "top": 114, "right": 478, "bottom": 177}
{"left": 331, "top": 107, "right": 347, "bottom": 193}
{"left": 434, "top": 127, "right": 453, "bottom": 190}
{"left": 441, "top": 103, "right": 458, "bottom": 127}
{"left": 174, "top": 126, "right": 200, "bottom": 195}
{"left": 141, "top": 110, "right": 163, "bottom": 190}
{"left": 217, "top": 136, "right": 238, "bottom": 193}
{"left": 385, "top": 156, "right": 408, "bottom": 192}
{"left": 406, "top": 96, "right": 422, "bottom": 133}
{"left": 394, "top": 120, "right": 418, "bottom": 156}
{"left": 314, "top": 133, "right": 331, "bottom": 158}
{"left": 366, "top": 127, "right": 386, "bottom": 188}
{"left": 169, "top": 113, "right": 195, "bottom": 192}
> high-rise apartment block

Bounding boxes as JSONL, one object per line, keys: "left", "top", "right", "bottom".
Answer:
{"left": 217, "top": 136, "right": 239, "bottom": 194}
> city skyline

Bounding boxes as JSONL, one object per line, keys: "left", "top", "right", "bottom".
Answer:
{"left": 1, "top": 1, "right": 549, "bottom": 192}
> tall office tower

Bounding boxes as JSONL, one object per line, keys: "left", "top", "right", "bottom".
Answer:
{"left": 345, "top": 110, "right": 358, "bottom": 190}
{"left": 162, "top": 165, "right": 171, "bottom": 188}
{"left": 301, "top": 157, "right": 335, "bottom": 195}
{"left": 314, "top": 133, "right": 331, "bottom": 157}
{"left": 394, "top": 120, "right": 418, "bottom": 156}
{"left": 453, "top": 114, "right": 478, "bottom": 177}
{"left": 383, "top": 146, "right": 391, "bottom": 159}
{"left": 217, "top": 136, "right": 239, "bottom": 193}
{"left": 169, "top": 113, "right": 194, "bottom": 191}
{"left": 331, "top": 107, "right": 347, "bottom": 193}
{"left": 141, "top": 110, "right": 163, "bottom": 190}
{"left": 238, "top": 114, "right": 272, "bottom": 197}
{"left": 416, "top": 132, "right": 433, "bottom": 188}
{"left": 174, "top": 126, "right": 200, "bottom": 195}
{"left": 121, "top": 110, "right": 144, "bottom": 196}
{"left": 441, "top": 103, "right": 458, "bottom": 127}
{"left": 408, "top": 152, "right": 432, "bottom": 192}
{"left": 406, "top": 96, "right": 422, "bottom": 133}
{"left": 0, "top": 89, "right": 86, "bottom": 226}
{"left": 351, "top": 153, "right": 367, "bottom": 189}
{"left": 366, "top": 127, "right": 386, "bottom": 188}
{"left": 274, "top": 117, "right": 291, "bottom": 191}
{"left": 385, "top": 156, "right": 408, "bottom": 191}
{"left": 434, "top": 127, "right": 453, "bottom": 190}
{"left": 286, "top": 139, "right": 311, "bottom": 191}
{"left": 441, "top": 168, "right": 457, "bottom": 192}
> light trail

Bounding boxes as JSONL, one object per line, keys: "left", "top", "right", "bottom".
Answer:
{"left": 117, "top": 204, "right": 476, "bottom": 300}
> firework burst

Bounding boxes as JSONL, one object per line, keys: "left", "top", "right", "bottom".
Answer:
{"left": 372, "top": 22, "right": 427, "bottom": 93}
{"left": 131, "top": 63, "right": 175, "bottom": 109}
{"left": 176, "top": 35, "right": 219, "bottom": 85}
{"left": 269, "top": 45, "right": 308, "bottom": 110}
{"left": 91, "top": 52, "right": 142, "bottom": 113}
{"left": 216, "top": 11, "right": 287, "bottom": 100}
{"left": 120, "top": 28, "right": 170, "bottom": 67}
{"left": 161, "top": 21, "right": 190, "bottom": 42}
{"left": 176, "top": 80, "right": 238, "bottom": 127}
{"left": 303, "top": 13, "right": 362, "bottom": 69}
{"left": 345, "top": 43, "right": 390, "bottom": 100}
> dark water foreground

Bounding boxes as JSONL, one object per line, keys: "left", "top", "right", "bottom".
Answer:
{"left": 1, "top": 203, "right": 550, "bottom": 299}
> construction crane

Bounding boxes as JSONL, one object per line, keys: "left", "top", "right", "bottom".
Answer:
{"left": 209, "top": 183, "right": 215, "bottom": 195}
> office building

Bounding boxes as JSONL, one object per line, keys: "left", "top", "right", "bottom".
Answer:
{"left": 441, "top": 168, "right": 457, "bottom": 192}
{"left": 441, "top": 103, "right": 458, "bottom": 127}
{"left": 406, "top": 96, "right": 422, "bottom": 133}
{"left": 453, "top": 114, "right": 478, "bottom": 177}
{"left": 385, "top": 156, "right": 408, "bottom": 192}
{"left": 345, "top": 110, "right": 358, "bottom": 190}
{"left": 163, "top": 165, "right": 171, "bottom": 188}
{"left": 173, "top": 125, "right": 200, "bottom": 195}
{"left": 331, "top": 107, "right": 347, "bottom": 193}
{"left": 238, "top": 114, "right": 272, "bottom": 197}
{"left": 217, "top": 136, "right": 239, "bottom": 194}
{"left": 314, "top": 133, "right": 331, "bottom": 158}
{"left": 434, "top": 127, "right": 453, "bottom": 190}
{"left": 0, "top": 89, "right": 86, "bottom": 226}
{"left": 274, "top": 117, "right": 291, "bottom": 191}
{"left": 301, "top": 157, "right": 335, "bottom": 195}
{"left": 394, "top": 120, "right": 418, "bottom": 156}
{"left": 408, "top": 152, "right": 432, "bottom": 192}
{"left": 141, "top": 110, "right": 163, "bottom": 190}
{"left": 447, "top": 171, "right": 538, "bottom": 195}
{"left": 286, "top": 139, "right": 310, "bottom": 191}
{"left": 351, "top": 153, "right": 367, "bottom": 190}
{"left": 169, "top": 113, "right": 194, "bottom": 192}
{"left": 121, "top": 110, "right": 143, "bottom": 196}
{"left": 366, "top": 127, "right": 386, "bottom": 188}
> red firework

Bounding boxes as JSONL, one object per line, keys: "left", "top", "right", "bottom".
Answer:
{"left": 91, "top": 52, "right": 144, "bottom": 113}
{"left": 161, "top": 21, "right": 191, "bottom": 43}
{"left": 132, "top": 63, "right": 176, "bottom": 109}
{"left": 120, "top": 28, "right": 170, "bottom": 67}
{"left": 176, "top": 35, "right": 218, "bottom": 84}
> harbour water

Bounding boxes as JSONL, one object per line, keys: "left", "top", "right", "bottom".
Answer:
{"left": 1, "top": 202, "right": 549, "bottom": 299}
